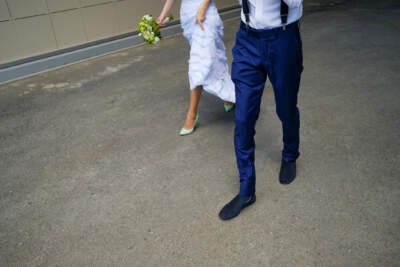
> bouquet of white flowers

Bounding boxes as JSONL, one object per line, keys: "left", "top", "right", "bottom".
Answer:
{"left": 137, "top": 14, "right": 174, "bottom": 44}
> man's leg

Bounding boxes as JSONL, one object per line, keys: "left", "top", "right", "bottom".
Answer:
{"left": 234, "top": 79, "right": 266, "bottom": 196}
{"left": 219, "top": 29, "right": 266, "bottom": 220}
{"left": 267, "top": 23, "right": 303, "bottom": 183}
{"left": 232, "top": 31, "right": 267, "bottom": 197}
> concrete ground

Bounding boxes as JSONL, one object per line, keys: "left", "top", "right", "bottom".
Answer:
{"left": 1, "top": 0, "right": 399, "bottom": 266}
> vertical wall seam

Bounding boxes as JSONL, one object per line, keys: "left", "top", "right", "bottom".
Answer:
{"left": 4, "top": 0, "right": 13, "bottom": 22}
{"left": 78, "top": 0, "right": 90, "bottom": 42}
{"left": 113, "top": 1, "right": 120, "bottom": 34}
{"left": 3, "top": 0, "right": 20, "bottom": 64}
{"left": 44, "top": 0, "right": 60, "bottom": 48}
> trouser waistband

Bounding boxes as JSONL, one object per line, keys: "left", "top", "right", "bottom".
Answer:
{"left": 240, "top": 20, "right": 299, "bottom": 38}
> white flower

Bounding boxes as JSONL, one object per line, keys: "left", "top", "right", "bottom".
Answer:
{"left": 154, "top": 37, "right": 160, "bottom": 43}
{"left": 143, "top": 31, "right": 151, "bottom": 39}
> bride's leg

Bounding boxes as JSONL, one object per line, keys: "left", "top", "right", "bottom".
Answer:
{"left": 183, "top": 85, "right": 202, "bottom": 130}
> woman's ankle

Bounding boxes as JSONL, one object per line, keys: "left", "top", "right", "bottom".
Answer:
{"left": 224, "top": 101, "right": 233, "bottom": 106}
{"left": 186, "top": 111, "right": 197, "bottom": 119}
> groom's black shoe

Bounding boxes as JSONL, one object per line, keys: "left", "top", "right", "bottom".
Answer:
{"left": 279, "top": 160, "right": 297, "bottom": 184}
{"left": 219, "top": 194, "right": 256, "bottom": 220}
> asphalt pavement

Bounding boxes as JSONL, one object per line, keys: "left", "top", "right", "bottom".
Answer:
{"left": 0, "top": 0, "right": 399, "bottom": 266}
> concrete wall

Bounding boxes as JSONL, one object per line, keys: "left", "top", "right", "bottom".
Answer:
{"left": 0, "top": 0, "right": 238, "bottom": 65}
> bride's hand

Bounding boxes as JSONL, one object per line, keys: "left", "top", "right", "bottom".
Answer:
{"left": 157, "top": 0, "right": 174, "bottom": 27}
{"left": 156, "top": 14, "right": 167, "bottom": 27}
{"left": 195, "top": 4, "right": 207, "bottom": 31}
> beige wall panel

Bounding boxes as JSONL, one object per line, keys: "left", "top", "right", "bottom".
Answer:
{"left": 215, "top": 0, "right": 239, "bottom": 9}
{"left": 51, "top": 9, "right": 87, "bottom": 48}
{"left": 114, "top": 0, "right": 181, "bottom": 34}
{"left": 116, "top": 0, "right": 181, "bottom": 34}
{"left": 0, "top": 21, "right": 21, "bottom": 64}
{"left": 46, "top": 0, "right": 80, "bottom": 12}
{"left": 79, "top": 0, "right": 115, "bottom": 7}
{"left": 82, "top": 3, "right": 118, "bottom": 41}
{"left": 115, "top": 0, "right": 137, "bottom": 34}
{"left": 170, "top": 0, "right": 181, "bottom": 20}
{"left": 7, "top": 0, "right": 47, "bottom": 19}
{"left": 0, "top": 0, "right": 10, "bottom": 21}
{"left": 15, "top": 15, "right": 57, "bottom": 58}
{"left": 136, "top": 0, "right": 164, "bottom": 17}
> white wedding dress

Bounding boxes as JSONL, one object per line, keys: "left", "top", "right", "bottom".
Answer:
{"left": 180, "top": 0, "right": 235, "bottom": 103}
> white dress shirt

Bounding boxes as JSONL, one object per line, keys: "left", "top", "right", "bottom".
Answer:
{"left": 238, "top": 0, "right": 303, "bottom": 29}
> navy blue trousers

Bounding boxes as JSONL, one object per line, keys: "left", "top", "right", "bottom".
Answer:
{"left": 232, "top": 21, "right": 303, "bottom": 196}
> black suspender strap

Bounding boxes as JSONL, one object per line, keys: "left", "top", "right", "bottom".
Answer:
{"left": 281, "top": 0, "right": 289, "bottom": 30}
{"left": 242, "top": 0, "right": 250, "bottom": 29}
{"left": 243, "top": 0, "right": 289, "bottom": 30}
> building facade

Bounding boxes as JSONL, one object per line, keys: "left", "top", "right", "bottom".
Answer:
{"left": 0, "top": 0, "right": 238, "bottom": 66}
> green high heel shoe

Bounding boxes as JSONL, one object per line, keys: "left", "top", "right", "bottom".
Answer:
{"left": 224, "top": 103, "right": 235, "bottom": 112}
{"left": 180, "top": 114, "right": 199, "bottom": 136}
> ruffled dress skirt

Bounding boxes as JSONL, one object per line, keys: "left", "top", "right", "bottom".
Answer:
{"left": 180, "top": 0, "right": 235, "bottom": 103}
